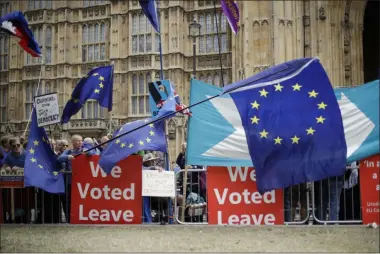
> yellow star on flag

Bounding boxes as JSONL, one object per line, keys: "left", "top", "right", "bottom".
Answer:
{"left": 38, "top": 164, "right": 43, "bottom": 168}
{"left": 99, "top": 82, "right": 104, "bottom": 88}
{"left": 146, "top": 137, "right": 151, "bottom": 143}
{"left": 274, "top": 136, "right": 282, "bottom": 144}
{"left": 72, "top": 98, "right": 79, "bottom": 103}
{"left": 291, "top": 135, "right": 300, "bottom": 144}
{"left": 274, "top": 83, "right": 284, "bottom": 92}
{"left": 306, "top": 127, "right": 316, "bottom": 135}
{"left": 120, "top": 143, "right": 126, "bottom": 148}
{"left": 316, "top": 116, "right": 326, "bottom": 124}
{"left": 292, "top": 83, "right": 302, "bottom": 91}
{"left": 29, "top": 148, "right": 35, "bottom": 154}
{"left": 53, "top": 171, "right": 58, "bottom": 176}
{"left": 139, "top": 140, "right": 144, "bottom": 145}
{"left": 251, "top": 116, "right": 260, "bottom": 124}
{"left": 115, "top": 139, "right": 121, "bottom": 144}
{"left": 251, "top": 101, "right": 260, "bottom": 109}
{"left": 149, "top": 124, "right": 154, "bottom": 128}
{"left": 259, "top": 88, "right": 269, "bottom": 98}
{"left": 308, "top": 90, "right": 319, "bottom": 98}
{"left": 93, "top": 73, "right": 99, "bottom": 76}
{"left": 317, "top": 102, "right": 328, "bottom": 109}
{"left": 33, "top": 140, "right": 39, "bottom": 146}
{"left": 259, "top": 129, "right": 268, "bottom": 138}
{"left": 128, "top": 143, "right": 134, "bottom": 148}
{"left": 99, "top": 76, "right": 104, "bottom": 81}
{"left": 94, "top": 89, "right": 100, "bottom": 94}
{"left": 31, "top": 158, "right": 37, "bottom": 163}
{"left": 149, "top": 130, "right": 155, "bottom": 136}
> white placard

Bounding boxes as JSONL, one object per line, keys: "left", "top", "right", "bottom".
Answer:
{"left": 142, "top": 170, "right": 175, "bottom": 197}
{"left": 34, "top": 93, "right": 60, "bottom": 127}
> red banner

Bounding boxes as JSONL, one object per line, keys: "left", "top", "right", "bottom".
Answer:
{"left": 360, "top": 154, "right": 380, "bottom": 224}
{"left": 207, "top": 166, "right": 284, "bottom": 225}
{"left": 71, "top": 155, "right": 142, "bottom": 224}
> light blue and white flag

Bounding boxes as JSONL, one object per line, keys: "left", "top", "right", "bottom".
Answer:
{"left": 186, "top": 78, "right": 379, "bottom": 166}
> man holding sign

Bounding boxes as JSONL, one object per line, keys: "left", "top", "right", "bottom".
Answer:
{"left": 142, "top": 153, "right": 168, "bottom": 224}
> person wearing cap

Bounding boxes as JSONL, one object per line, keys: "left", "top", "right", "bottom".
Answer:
{"left": 142, "top": 153, "right": 168, "bottom": 224}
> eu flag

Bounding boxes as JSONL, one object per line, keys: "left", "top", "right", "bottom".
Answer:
{"left": 226, "top": 58, "right": 347, "bottom": 193}
{"left": 24, "top": 109, "right": 65, "bottom": 193}
{"left": 0, "top": 11, "right": 42, "bottom": 57}
{"left": 139, "top": 0, "right": 160, "bottom": 32}
{"left": 98, "top": 118, "right": 167, "bottom": 174}
{"left": 61, "top": 65, "right": 113, "bottom": 124}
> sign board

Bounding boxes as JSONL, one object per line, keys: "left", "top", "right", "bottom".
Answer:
{"left": 148, "top": 80, "right": 172, "bottom": 117}
{"left": 34, "top": 93, "right": 60, "bottom": 127}
{"left": 360, "top": 154, "right": 380, "bottom": 224}
{"left": 142, "top": 170, "right": 175, "bottom": 197}
{"left": 0, "top": 167, "right": 24, "bottom": 188}
{"left": 71, "top": 155, "right": 142, "bottom": 224}
{"left": 207, "top": 166, "right": 284, "bottom": 225}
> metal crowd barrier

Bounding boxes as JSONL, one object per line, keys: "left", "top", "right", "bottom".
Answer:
{"left": 1, "top": 166, "right": 363, "bottom": 225}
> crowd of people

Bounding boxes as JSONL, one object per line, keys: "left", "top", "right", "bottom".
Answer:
{"left": 0, "top": 133, "right": 361, "bottom": 224}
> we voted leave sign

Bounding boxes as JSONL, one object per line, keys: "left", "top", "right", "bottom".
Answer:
{"left": 207, "top": 166, "right": 284, "bottom": 225}
{"left": 71, "top": 155, "right": 142, "bottom": 224}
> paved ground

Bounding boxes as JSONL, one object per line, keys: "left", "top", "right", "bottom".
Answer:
{"left": 1, "top": 225, "right": 379, "bottom": 252}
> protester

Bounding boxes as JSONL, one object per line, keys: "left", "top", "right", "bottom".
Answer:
{"left": 56, "top": 139, "right": 69, "bottom": 156}
{"left": 0, "top": 135, "right": 11, "bottom": 168}
{"left": 99, "top": 135, "right": 109, "bottom": 152}
{"left": 142, "top": 153, "right": 168, "bottom": 224}
{"left": 176, "top": 142, "right": 186, "bottom": 169}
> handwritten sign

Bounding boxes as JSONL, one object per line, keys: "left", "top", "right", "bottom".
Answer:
{"left": 142, "top": 170, "right": 175, "bottom": 197}
{"left": 34, "top": 93, "right": 60, "bottom": 127}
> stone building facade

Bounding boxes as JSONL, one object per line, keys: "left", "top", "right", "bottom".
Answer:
{"left": 0, "top": 0, "right": 378, "bottom": 162}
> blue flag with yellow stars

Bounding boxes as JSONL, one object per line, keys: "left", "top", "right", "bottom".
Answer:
{"left": 224, "top": 57, "right": 347, "bottom": 193}
{"left": 24, "top": 109, "right": 65, "bottom": 193}
{"left": 61, "top": 65, "right": 114, "bottom": 124}
{"left": 98, "top": 118, "right": 167, "bottom": 174}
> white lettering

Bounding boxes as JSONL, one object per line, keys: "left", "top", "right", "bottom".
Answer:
{"left": 89, "top": 209, "right": 99, "bottom": 220}
{"left": 229, "top": 192, "right": 241, "bottom": 204}
{"left": 214, "top": 188, "right": 228, "bottom": 205}
{"left": 227, "top": 166, "right": 250, "bottom": 182}
{"left": 111, "top": 166, "right": 122, "bottom": 178}
{"left": 76, "top": 183, "right": 135, "bottom": 200}
{"left": 78, "top": 205, "right": 135, "bottom": 222}
{"left": 213, "top": 188, "right": 276, "bottom": 205}
{"left": 90, "top": 188, "right": 102, "bottom": 200}
{"left": 123, "top": 210, "right": 134, "bottom": 222}
{"left": 217, "top": 210, "right": 276, "bottom": 225}
{"left": 77, "top": 183, "right": 90, "bottom": 199}
{"left": 89, "top": 162, "right": 107, "bottom": 178}
{"left": 123, "top": 183, "right": 135, "bottom": 200}
{"left": 79, "top": 204, "right": 88, "bottom": 220}
{"left": 111, "top": 188, "right": 122, "bottom": 200}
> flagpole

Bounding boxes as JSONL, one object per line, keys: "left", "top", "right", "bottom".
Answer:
{"left": 213, "top": 0, "right": 225, "bottom": 87}
{"left": 23, "top": 56, "right": 45, "bottom": 137}
{"left": 77, "top": 63, "right": 295, "bottom": 156}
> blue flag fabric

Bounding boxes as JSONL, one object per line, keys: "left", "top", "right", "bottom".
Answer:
{"left": 98, "top": 118, "right": 167, "bottom": 174}
{"left": 139, "top": 0, "right": 160, "bottom": 33}
{"left": 0, "top": 11, "right": 42, "bottom": 57}
{"left": 61, "top": 65, "right": 113, "bottom": 124}
{"left": 226, "top": 57, "right": 347, "bottom": 193}
{"left": 24, "top": 110, "right": 65, "bottom": 193}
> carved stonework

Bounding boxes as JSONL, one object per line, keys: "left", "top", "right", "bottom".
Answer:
{"left": 253, "top": 20, "right": 260, "bottom": 27}
{"left": 73, "top": 25, "right": 78, "bottom": 33}
{"left": 164, "top": 10, "right": 169, "bottom": 19}
{"left": 319, "top": 6, "right": 326, "bottom": 21}
{"left": 167, "top": 119, "right": 176, "bottom": 140}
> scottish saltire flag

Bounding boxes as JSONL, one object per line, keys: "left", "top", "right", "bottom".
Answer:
{"left": 139, "top": 0, "right": 160, "bottom": 33}
{"left": 186, "top": 79, "right": 252, "bottom": 166}
{"left": 24, "top": 109, "right": 65, "bottom": 193}
{"left": 61, "top": 66, "right": 113, "bottom": 124}
{"left": 187, "top": 79, "right": 380, "bottom": 169}
{"left": 149, "top": 80, "right": 191, "bottom": 119}
{"left": 335, "top": 79, "right": 379, "bottom": 162}
{"left": 98, "top": 118, "right": 167, "bottom": 174}
{"left": 220, "top": 0, "right": 240, "bottom": 34}
{"left": 0, "top": 11, "right": 42, "bottom": 57}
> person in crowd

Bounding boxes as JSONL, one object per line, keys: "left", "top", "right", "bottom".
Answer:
{"left": 83, "top": 137, "right": 100, "bottom": 155}
{"left": 176, "top": 142, "right": 186, "bottom": 169}
{"left": 142, "top": 153, "right": 168, "bottom": 225}
{"left": 284, "top": 183, "right": 308, "bottom": 222}
{"left": 0, "top": 135, "right": 11, "bottom": 168}
{"left": 56, "top": 139, "right": 69, "bottom": 156}
{"left": 339, "top": 161, "right": 361, "bottom": 221}
{"left": 49, "top": 139, "right": 57, "bottom": 155}
{"left": 98, "top": 135, "right": 109, "bottom": 153}
{"left": 57, "top": 134, "right": 90, "bottom": 223}
{"left": 19, "top": 135, "right": 27, "bottom": 149}
{"left": 2, "top": 137, "right": 34, "bottom": 223}
{"left": 314, "top": 171, "right": 345, "bottom": 222}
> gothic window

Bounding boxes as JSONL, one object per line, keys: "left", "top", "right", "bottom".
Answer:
{"left": 0, "top": 36, "right": 8, "bottom": 71}
{"left": 130, "top": 73, "right": 150, "bottom": 115}
{"left": 155, "top": 33, "right": 160, "bottom": 52}
{"left": 45, "top": 26, "right": 52, "bottom": 63}
{"left": 207, "top": 74, "right": 212, "bottom": 84}
{"left": 45, "top": 82, "right": 51, "bottom": 94}
{"left": 82, "top": 22, "right": 108, "bottom": 62}
{"left": 223, "top": 72, "right": 229, "bottom": 85}
{"left": 83, "top": 0, "right": 89, "bottom": 7}
{"left": 0, "top": 3, "right": 9, "bottom": 17}
{"left": 199, "top": 74, "right": 205, "bottom": 82}
{"left": 131, "top": 13, "right": 153, "bottom": 54}
{"left": 25, "top": 83, "right": 41, "bottom": 120}
{"left": 214, "top": 74, "right": 220, "bottom": 87}
{"left": 81, "top": 101, "right": 103, "bottom": 119}
{"left": 0, "top": 86, "right": 7, "bottom": 123}
{"left": 198, "top": 12, "right": 229, "bottom": 53}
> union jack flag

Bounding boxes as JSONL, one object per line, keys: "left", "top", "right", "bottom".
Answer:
{"left": 174, "top": 89, "right": 192, "bottom": 116}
